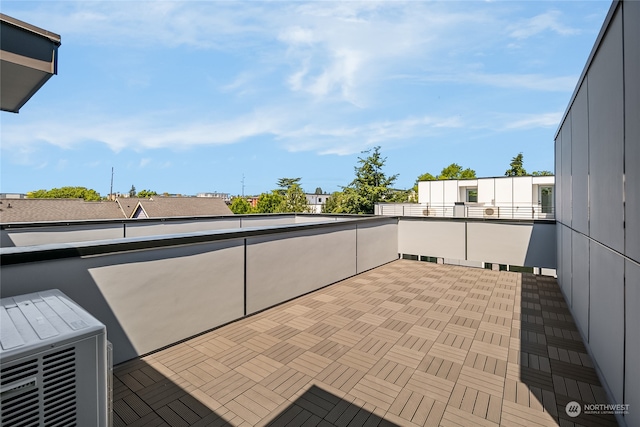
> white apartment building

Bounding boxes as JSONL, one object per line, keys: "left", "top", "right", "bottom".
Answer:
{"left": 305, "top": 193, "right": 329, "bottom": 213}
{"left": 376, "top": 175, "right": 554, "bottom": 219}
{"left": 418, "top": 175, "right": 555, "bottom": 218}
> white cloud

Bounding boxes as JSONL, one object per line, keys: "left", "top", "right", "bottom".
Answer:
{"left": 2, "top": 109, "right": 464, "bottom": 158}
{"left": 414, "top": 72, "right": 578, "bottom": 92}
{"left": 278, "top": 26, "right": 316, "bottom": 45}
{"left": 278, "top": 115, "right": 464, "bottom": 156}
{"left": 509, "top": 10, "right": 579, "bottom": 40}
{"left": 502, "top": 112, "right": 564, "bottom": 130}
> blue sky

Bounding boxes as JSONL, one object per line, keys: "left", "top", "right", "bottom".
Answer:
{"left": 1, "top": 1, "right": 610, "bottom": 197}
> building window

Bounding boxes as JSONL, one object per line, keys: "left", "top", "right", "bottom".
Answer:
{"left": 466, "top": 188, "right": 478, "bottom": 203}
{"left": 318, "top": 198, "right": 322, "bottom": 203}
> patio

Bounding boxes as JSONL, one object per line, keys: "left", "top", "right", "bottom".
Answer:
{"left": 112, "top": 260, "right": 617, "bottom": 427}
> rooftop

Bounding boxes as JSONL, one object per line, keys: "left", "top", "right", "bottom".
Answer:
{"left": 0, "top": 197, "right": 232, "bottom": 223}
{"left": 113, "top": 260, "right": 615, "bottom": 427}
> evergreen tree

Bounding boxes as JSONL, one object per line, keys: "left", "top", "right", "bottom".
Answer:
{"left": 340, "top": 146, "right": 399, "bottom": 214}
{"left": 276, "top": 177, "right": 301, "bottom": 195}
{"left": 505, "top": 153, "right": 527, "bottom": 176}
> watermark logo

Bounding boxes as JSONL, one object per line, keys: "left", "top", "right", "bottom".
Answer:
{"left": 565, "top": 401, "right": 630, "bottom": 417}
{"left": 584, "top": 403, "right": 630, "bottom": 416}
{"left": 565, "top": 401, "right": 581, "bottom": 417}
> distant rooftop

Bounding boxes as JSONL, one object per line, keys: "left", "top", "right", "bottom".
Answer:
{"left": 0, "top": 197, "right": 232, "bottom": 223}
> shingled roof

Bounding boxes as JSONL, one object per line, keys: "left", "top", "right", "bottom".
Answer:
{"left": 0, "top": 197, "right": 232, "bottom": 223}
{"left": 0, "top": 199, "right": 126, "bottom": 223}
{"left": 127, "top": 197, "right": 232, "bottom": 218}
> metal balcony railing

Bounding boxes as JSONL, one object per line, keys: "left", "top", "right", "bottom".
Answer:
{"left": 377, "top": 203, "right": 555, "bottom": 219}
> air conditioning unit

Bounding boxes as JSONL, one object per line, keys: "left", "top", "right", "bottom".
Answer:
{"left": 0, "top": 290, "right": 110, "bottom": 427}
{"left": 483, "top": 207, "right": 499, "bottom": 218}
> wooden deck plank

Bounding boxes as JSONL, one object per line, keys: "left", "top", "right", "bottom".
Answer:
{"left": 112, "top": 260, "right": 617, "bottom": 427}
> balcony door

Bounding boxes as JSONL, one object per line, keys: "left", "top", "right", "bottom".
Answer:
{"left": 539, "top": 186, "right": 553, "bottom": 214}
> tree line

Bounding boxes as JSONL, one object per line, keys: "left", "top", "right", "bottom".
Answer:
{"left": 27, "top": 150, "right": 552, "bottom": 215}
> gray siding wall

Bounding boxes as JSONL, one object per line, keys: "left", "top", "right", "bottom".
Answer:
{"left": 398, "top": 218, "right": 556, "bottom": 269}
{"left": 555, "top": 2, "right": 639, "bottom": 425}
{"left": 0, "top": 219, "right": 397, "bottom": 365}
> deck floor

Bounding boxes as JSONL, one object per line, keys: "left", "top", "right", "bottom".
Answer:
{"left": 113, "top": 260, "right": 618, "bottom": 427}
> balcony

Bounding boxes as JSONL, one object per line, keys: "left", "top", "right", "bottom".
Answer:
{"left": 0, "top": 213, "right": 621, "bottom": 426}
{"left": 376, "top": 203, "right": 555, "bottom": 220}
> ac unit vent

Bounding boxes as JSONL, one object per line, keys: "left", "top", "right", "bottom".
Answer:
{"left": 1, "top": 358, "right": 38, "bottom": 384}
{"left": 0, "top": 385, "right": 39, "bottom": 427}
{"left": 1, "top": 358, "right": 40, "bottom": 427}
{"left": 43, "top": 347, "right": 77, "bottom": 427}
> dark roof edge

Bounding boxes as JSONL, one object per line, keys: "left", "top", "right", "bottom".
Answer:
{"left": 554, "top": 0, "right": 619, "bottom": 139}
{"left": 0, "top": 216, "right": 396, "bottom": 265}
{"left": 0, "top": 13, "right": 61, "bottom": 44}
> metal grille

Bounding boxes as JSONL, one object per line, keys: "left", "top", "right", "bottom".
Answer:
{"left": 42, "top": 348, "right": 76, "bottom": 427}
{"left": 0, "top": 358, "right": 40, "bottom": 427}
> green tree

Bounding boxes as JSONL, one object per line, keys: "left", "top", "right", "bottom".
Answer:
{"left": 255, "top": 191, "right": 284, "bottom": 213}
{"left": 27, "top": 186, "right": 102, "bottom": 201}
{"left": 532, "top": 170, "right": 553, "bottom": 176}
{"left": 276, "top": 177, "right": 301, "bottom": 194}
{"left": 322, "top": 192, "right": 342, "bottom": 213}
{"left": 314, "top": 187, "right": 324, "bottom": 195}
{"left": 339, "top": 146, "right": 399, "bottom": 214}
{"left": 137, "top": 189, "right": 158, "bottom": 198}
{"left": 505, "top": 153, "right": 527, "bottom": 176}
{"left": 129, "top": 185, "right": 136, "bottom": 197}
{"left": 229, "top": 197, "right": 253, "bottom": 214}
{"left": 281, "top": 183, "right": 310, "bottom": 213}
{"left": 416, "top": 172, "right": 437, "bottom": 182}
{"left": 437, "top": 163, "right": 476, "bottom": 180}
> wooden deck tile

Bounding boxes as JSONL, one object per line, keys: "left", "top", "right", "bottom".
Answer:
{"left": 405, "top": 370, "right": 454, "bottom": 403}
{"left": 113, "top": 260, "right": 616, "bottom": 427}
{"left": 235, "top": 354, "right": 283, "bottom": 382}
{"left": 441, "top": 405, "right": 499, "bottom": 427}
{"left": 428, "top": 342, "right": 468, "bottom": 365}
{"left": 289, "top": 351, "right": 332, "bottom": 377}
{"left": 457, "top": 365, "right": 504, "bottom": 397}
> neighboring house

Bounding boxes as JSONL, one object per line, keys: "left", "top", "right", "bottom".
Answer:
{"left": 376, "top": 176, "right": 555, "bottom": 219}
{"left": 197, "top": 192, "right": 231, "bottom": 203}
{"left": 305, "top": 193, "right": 329, "bottom": 213}
{"left": 127, "top": 197, "right": 232, "bottom": 218}
{"left": 0, "top": 199, "right": 126, "bottom": 223}
{"left": 0, "top": 197, "right": 232, "bottom": 223}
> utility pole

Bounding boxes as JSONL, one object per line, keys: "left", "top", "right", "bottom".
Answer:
{"left": 241, "top": 174, "right": 245, "bottom": 197}
{"left": 110, "top": 167, "right": 114, "bottom": 200}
